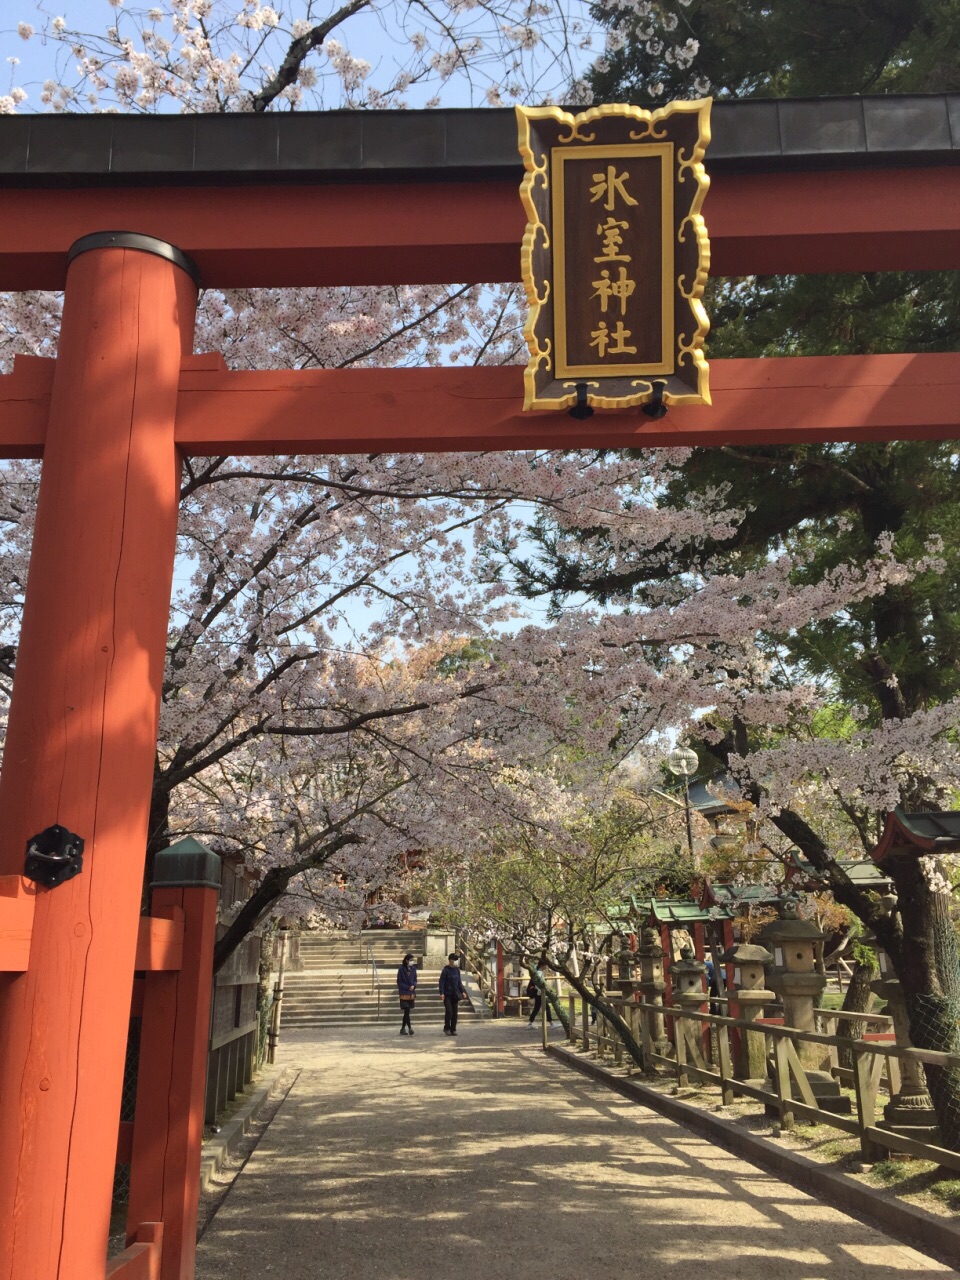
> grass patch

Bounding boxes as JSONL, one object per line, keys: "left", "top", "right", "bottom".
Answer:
{"left": 868, "top": 1160, "right": 960, "bottom": 1210}
{"left": 927, "top": 1176, "right": 960, "bottom": 1210}
{"left": 871, "top": 1158, "right": 921, "bottom": 1186}
{"left": 792, "top": 1121, "right": 859, "bottom": 1164}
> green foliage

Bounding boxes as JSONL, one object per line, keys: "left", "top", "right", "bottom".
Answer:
{"left": 589, "top": 0, "right": 960, "bottom": 106}
{"left": 435, "top": 636, "right": 493, "bottom": 675}
{"left": 660, "top": 438, "right": 960, "bottom": 725}
{"left": 706, "top": 273, "right": 960, "bottom": 361}
{"left": 851, "top": 939, "right": 879, "bottom": 972}
{"left": 429, "top": 785, "right": 694, "bottom": 957}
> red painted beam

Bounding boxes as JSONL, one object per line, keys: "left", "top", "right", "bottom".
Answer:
{"left": 4, "top": 352, "right": 960, "bottom": 456}
{"left": 126, "top": 885, "right": 219, "bottom": 1280}
{"left": 0, "top": 355, "right": 50, "bottom": 456}
{"left": 0, "top": 244, "right": 193, "bottom": 1280}
{"left": 0, "top": 166, "right": 957, "bottom": 290}
{"left": 134, "top": 911, "right": 184, "bottom": 972}
{"left": 174, "top": 352, "right": 960, "bottom": 453}
{"left": 0, "top": 875, "right": 35, "bottom": 973}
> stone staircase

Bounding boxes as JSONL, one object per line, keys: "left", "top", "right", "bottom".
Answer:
{"left": 280, "top": 930, "right": 477, "bottom": 1032}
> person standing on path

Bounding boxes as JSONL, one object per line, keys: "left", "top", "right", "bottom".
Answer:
{"left": 439, "top": 953, "right": 466, "bottom": 1035}
{"left": 397, "top": 952, "right": 418, "bottom": 1036}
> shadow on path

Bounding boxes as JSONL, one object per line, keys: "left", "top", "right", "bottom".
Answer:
{"left": 196, "top": 1021, "right": 957, "bottom": 1280}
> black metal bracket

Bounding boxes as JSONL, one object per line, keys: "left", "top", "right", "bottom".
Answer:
{"left": 641, "top": 380, "right": 668, "bottom": 419}
{"left": 568, "top": 382, "right": 594, "bottom": 420}
{"left": 24, "top": 824, "right": 85, "bottom": 889}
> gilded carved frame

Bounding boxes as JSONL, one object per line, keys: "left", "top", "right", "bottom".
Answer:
{"left": 517, "top": 100, "right": 712, "bottom": 413}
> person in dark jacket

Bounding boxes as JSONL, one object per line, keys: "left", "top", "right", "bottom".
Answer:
{"left": 438, "top": 953, "right": 466, "bottom": 1035}
{"left": 397, "top": 953, "right": 417, "bottom": 1035}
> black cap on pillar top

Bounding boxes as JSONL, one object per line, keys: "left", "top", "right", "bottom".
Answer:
{"left": 67, "top": 231, "right": 201, "bottom": 288}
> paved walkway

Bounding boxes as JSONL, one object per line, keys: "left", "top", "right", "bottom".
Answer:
{"left": 196, "top": 1019, "right": 957, "bottom": 1280}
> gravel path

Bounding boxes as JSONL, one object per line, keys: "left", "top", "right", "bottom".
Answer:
{"left": 195, "top": 1020, "right": 957, "bottom": 1280}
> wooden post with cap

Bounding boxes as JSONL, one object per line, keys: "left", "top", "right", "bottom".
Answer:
{"left": 127, "top": 838, "right": 221, "bottom": 1280}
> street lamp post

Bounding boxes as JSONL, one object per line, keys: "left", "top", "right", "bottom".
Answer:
{"left": 666, "top": 745, "right": 699, "bottom": 859}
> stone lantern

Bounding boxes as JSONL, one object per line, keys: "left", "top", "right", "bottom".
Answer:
{"left": 864, "top": 809, "right": 960, "bottom": 1141}
{"left": 759, "top": 898, "right": 850, "bottom": 1113}
{"left": 670, "top": 947, "right": 709, "bottom": 1069}
{"left": 866, "top": 915, "right": 939, "bottom": 1143}
{"left": 611, "top": 934, "right": 639, "bottom": 1047}
{"left": 616, "top": 935, "right": 636, "bottom": 983}
{"left": 722, "top": 941, "right": 773, "bottom": 1081}
{"left": 670, "top": 947, "right": 707, "bottom": 1004}
{"left": 635, "top": 925, "right": 670, "bottom": 1057}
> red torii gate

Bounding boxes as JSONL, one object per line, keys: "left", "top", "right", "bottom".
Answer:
{"left": 0, "top": 100, "right": 958, "bottom": 1280}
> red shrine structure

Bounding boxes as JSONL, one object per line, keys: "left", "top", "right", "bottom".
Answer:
{"left": 0, "top": 97, "right": 958, "bottom": 1280}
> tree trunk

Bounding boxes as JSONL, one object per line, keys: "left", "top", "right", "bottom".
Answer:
{"left": 887, "top": 855, "right": 960, "bottom": 1151}
{"left": 139, "top": 760, "right": 172, "bottom": 906}
{"left": 213, "top": 831, "right": 361, "bottom": 972}
{"left": 837, "top": 956, "right": 876, "bottom": 1070}
{"left": 545, "top": 961, "right": 645, "bottom": 1068}
{"left": 527, "top": 966, "right": 569, "bottom": 1034}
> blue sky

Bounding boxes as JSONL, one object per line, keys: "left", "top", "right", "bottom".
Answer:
{"left": 3, "top": 0, "right": 597, "bottom": 110}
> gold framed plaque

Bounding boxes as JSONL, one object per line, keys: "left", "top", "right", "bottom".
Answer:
{"left": 517, "top": 100, "right": 711, "bottom": 413}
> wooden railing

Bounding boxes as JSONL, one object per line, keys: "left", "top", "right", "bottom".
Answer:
{"left": 460, "top": 937, "right": 497, "bottom": 1009}
{"left": 105, "top": 1222, "right": 163, "bottom": 1279}
{"left": 0, "top": 874, "right": 35, "bottom": 971}
{"left": 565, "top": 993, "right": 960, "bottom": 1172}
{"left": 364, "top": 945, "right": 382, "bottom": 1021}
{"left": 0, "top": 878, "right": 186, "bottom": 974}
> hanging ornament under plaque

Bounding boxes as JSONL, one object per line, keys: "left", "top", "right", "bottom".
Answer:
{"left": 517, "top": 100, "right": 711, "bottom": 415}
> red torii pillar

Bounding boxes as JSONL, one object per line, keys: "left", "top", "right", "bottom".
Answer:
{"left": 0, "top": 234, "right": 197, "bottom": 1280}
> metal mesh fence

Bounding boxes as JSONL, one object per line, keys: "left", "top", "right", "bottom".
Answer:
{"left": 909, "top": 994, "right": 960, "bottom": 1055}
{"left": 908, "top": 992, "right": 960, "bottom": 1145}
{"left": 111, "top": 1016, "right": 142, "bottom": 1206}
{"left": 120, "top": 1017, "right": 142, "bottom": 1121}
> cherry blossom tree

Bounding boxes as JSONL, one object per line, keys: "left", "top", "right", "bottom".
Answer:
{"left": 4, "top": 0, "right": 960, "bottom": 1144}
{"left": 5, "top": 0, "right": 601, "bottom": 113}
{"left": 429, "top": 769, "right": 693, "bottom": 1057}
{"left": 0, "top": 3, "right": 636, "bottom": 967}
{"left": 503, "top": 452, "right": 960, "bottom": 1145}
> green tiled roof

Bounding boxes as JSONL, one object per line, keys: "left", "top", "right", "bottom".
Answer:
{"left": 705, "top": 882, "right": 781, "bottom": 908}
{"left": 631, "top": 895, "right": 734, "bottom": 924}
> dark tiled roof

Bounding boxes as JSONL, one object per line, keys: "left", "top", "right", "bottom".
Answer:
{"left": 787, "top": 847, "right": 892, "bottom": 887}
{"left": 895, "top": 810, "right": 960, "bottom": 843}
{"left": 871, "top": 808, "right": 960, "bottom": 860}
{"left": 687, "top": 774, "right": 741, "bottom": 817}
{"left": 0, "top": 95, "right": 957, "bottom": 186}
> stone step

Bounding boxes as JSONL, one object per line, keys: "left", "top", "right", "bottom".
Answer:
{"left": 283, "top": 998, "right": 448, "bottom": 1011}
{"left": 299, "top": 932, "right": 425, "bottom": 946}
{"left": 294, "top": 959, "right": 424, "bottom": 968}
{"left": 280, "top": 1020, "right": 473, "bottom": 1030}
{"left": 292, "top": 975, "right": 427, "bottom": 984}
{"left": 283, "top": 997, "right": 447, "bottom": 1009}
{"left": 280, "top": 1003, "right": 476, "bottom": 1024}
{"left": 282, "top": 1007, "right": 476, "bottom": 1024}
{"left": 283, "top": 990, "right": 443, "bottom": 999}
{"left": 283, "top": 1002, "right": 460, "bottom": 1015}
{"left": 277, "top": 931, "right": 469, "bottom": 1034}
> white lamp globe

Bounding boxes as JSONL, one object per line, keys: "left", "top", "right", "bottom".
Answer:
{"left": 667, "top": 746, "right": 699, "bottom": 777}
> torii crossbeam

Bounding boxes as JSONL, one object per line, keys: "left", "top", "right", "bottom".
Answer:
{"left": 0, "top": 99, "right": 958, "bottom": 1280}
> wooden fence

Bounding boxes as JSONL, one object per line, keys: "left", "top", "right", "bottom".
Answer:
{"left": 566, "top": 993, "right": 960, "bottom": 1172}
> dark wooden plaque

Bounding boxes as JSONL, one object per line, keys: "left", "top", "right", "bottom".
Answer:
{"left": 518, "top": 101, "right": 711, "bottom": 413}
